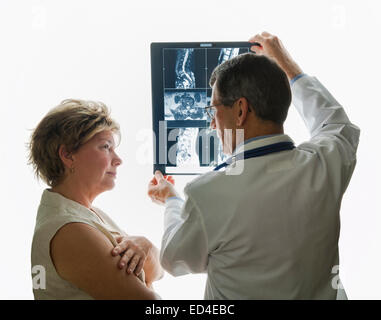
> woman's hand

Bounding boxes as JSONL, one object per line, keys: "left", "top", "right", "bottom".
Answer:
{"left": 111, "top": 235, "right": 152, "bottom": 276}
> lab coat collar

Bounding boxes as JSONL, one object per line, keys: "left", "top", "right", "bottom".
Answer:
{"left": 233, "top": 134, "right": 295, "bottom": 156}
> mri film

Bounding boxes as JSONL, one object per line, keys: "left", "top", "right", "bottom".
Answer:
{"left": 164, "top": 90, "right": 207, "bottom": 121}
{"left": 206, "top": 48, "right": 248, "bottom": 86}
{"left": 175, "top": 128, "right": 200, "bottom": 167}
{"left": 153, "top": 43, "right": 250, "bottom": 174}
{"left": 164, "top": 48, "right": 206, "bottom": 89}
{"left": 166, "top": 127, "right": 226, "bottom": 171}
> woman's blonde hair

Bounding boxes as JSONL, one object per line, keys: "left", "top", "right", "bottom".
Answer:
{"left": 28, "top": 99, "right": 120, "bottom": 187}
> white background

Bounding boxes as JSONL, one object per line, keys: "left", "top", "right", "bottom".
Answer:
{"left": 0, "top": 0, "right": 380, "bottom": 299}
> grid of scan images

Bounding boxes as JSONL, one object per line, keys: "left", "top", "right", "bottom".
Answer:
{"left": 163, "top": 47, "right": 249, "bottom": 173}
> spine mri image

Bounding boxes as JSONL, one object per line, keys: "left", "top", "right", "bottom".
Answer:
{"left": 163, "top": 47, "right": 248, "bottom": 171}
{"left": 175, "top": 49, "right": 196, "bottom": 89}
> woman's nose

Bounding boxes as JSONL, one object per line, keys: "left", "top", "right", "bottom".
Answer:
{"left": 113, "top": 152, "right": 122, "bottom": 166}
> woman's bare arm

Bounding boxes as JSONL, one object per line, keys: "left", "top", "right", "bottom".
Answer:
{"left": 112, "top": 236, "right": 164, "bottom": 286}
{"left": 50, "top": 222, "right": 160, "bottom": 299}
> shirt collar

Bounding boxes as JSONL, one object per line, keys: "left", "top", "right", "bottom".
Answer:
{"left": 40, "top": 189, "right": 97, "bottom": 217}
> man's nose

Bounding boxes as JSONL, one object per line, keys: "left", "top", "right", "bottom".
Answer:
{"left": 210, "top": 117, "right": 216, "bottom": 130}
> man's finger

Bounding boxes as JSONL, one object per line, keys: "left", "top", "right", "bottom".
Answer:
{"left": 166, "top": 176, "right": 175, "bottom": 185}
{"left": 147, "top": 184, "right": 160, "bottom": 198}
{"left": 249, "top": 34, "right": 264, "bottom": 44}
{"left": 149, "top": 176, "right": 158, "bottom": 186}
{"left": 248, "top": 36, "right": 264, "bottom": 52}
{"left": 154, "top": 170, "right": 165, "bottom": 181}
{"left": 261, "top": 31, "right": 272, "bottom": 37}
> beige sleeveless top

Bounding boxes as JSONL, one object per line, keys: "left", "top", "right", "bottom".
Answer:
{"left": 31, "top": 189, "right": 145, "bottom": 300}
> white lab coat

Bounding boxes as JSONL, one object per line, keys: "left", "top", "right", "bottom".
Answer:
{"left": 160, "top": 75, "right": 360, "bottom": 299}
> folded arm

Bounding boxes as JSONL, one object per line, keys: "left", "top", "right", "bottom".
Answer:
{"left": 50, "top": 222, "right": 160, "bottom": 299}
{"left": 112, "top": 235, "right": 164, "bottom": 287}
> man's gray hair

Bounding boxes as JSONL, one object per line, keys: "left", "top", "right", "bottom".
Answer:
{"left": 209, "top": 53, "right": 291, "bottom": 125}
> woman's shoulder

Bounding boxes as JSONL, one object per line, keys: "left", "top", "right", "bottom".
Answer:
{"left": 36, "top": 189, "right": 100, "bottom": 227}
{"left": 33, "top": 197, "right": 100, "bottom": 248}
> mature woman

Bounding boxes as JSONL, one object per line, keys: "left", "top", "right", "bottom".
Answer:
{"left": 29, "top": 99, "right": 162, "bottom": 299}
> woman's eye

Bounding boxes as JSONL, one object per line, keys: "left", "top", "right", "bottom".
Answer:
{"left": 103, "top": 144, "right": 110, "bottom": 149}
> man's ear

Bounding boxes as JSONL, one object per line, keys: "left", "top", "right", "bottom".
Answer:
{"left": 58, "top": 145, "right": 74, "bottom": 170}
{"left": 236, "top": 97, "right": 250, "bottom": 126}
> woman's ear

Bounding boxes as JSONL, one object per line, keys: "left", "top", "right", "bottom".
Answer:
{"left": 58, "top": 145, "right": 74, "bottom": 170}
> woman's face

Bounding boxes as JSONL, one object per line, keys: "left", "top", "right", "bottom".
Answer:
{"left": 71, "top": 130, "right": 122, "bottom": 196}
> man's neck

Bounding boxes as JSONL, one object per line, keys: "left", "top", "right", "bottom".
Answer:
{"left": 232, "top": 123, "right": 284, "bottom": 154}
{"left": 245, "top": 124, "right": 284, "bottom": 140}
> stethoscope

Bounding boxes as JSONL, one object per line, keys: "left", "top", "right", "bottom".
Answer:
{"left": 214, "top": 141, "right": 295, "bottom": 171}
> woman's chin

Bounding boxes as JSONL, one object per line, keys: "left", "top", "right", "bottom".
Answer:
{"left": 107, "top": 181, "right": 116, "bottom": 190}
{"left": 100, "top": 180, "right": 116, "bottom": 192}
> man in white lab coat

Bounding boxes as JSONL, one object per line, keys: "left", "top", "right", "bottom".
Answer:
{"left": 146, "top": 32, "right": 360, "bottom": 299}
